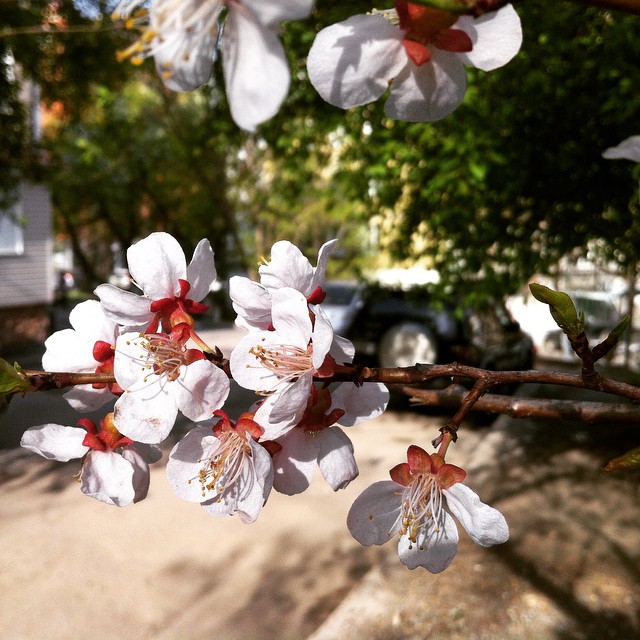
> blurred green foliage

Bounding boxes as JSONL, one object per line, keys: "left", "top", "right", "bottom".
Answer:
{"left": 2, "top": 1, "right": 640, "bottom": 298}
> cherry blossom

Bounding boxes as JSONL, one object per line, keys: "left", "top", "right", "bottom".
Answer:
{"left": 42, "top": 300, "right": 129, "bottom": 411}
{"left": 113, "top": 323, "right": 230, "bottom": 444}
{"left": 20, "top": 413, "right": 161, "bottom": 507}
{"left": 95, "top": 232, "right": 216, "bottom": 336}
{"left": 114, "top": 0, "right": 314, "bottom": 131}
{"left": 347, "top": 445, "right": 509, "bottom": 572}
{"left": 256, "top": 382, "right": 389, "bottom": 495}
{"left": 230, "top": 287, "right": 335, "bottom": 427}
{"left": 166, "top": 410, "right": 273, "bottom": 523}
{"left": 229, "top": 239, "right": 337, "bottom": 332}
{"left": 603, "top": 135, "right": 640, "bottom": 162}
{"left": 307, "top": 2, "right": 522, "bottom": 122}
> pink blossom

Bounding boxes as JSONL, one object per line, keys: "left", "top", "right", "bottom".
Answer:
{"left": 20, "top": 414, "right": 161, "bottom": 507}
{"left": 95, "top": 232, "right": 216, "bottom": 334}
{"left": 347, "top": 445, "right": 509, "bottom": 572}
{"left": 114, "top": 0, "right": 314, "bottom": 131}
{"left": 230, "top": 239, "right": 337, "bottom": 332}
{"left": 113, "top": 323, "right": 230, "bottom": 444}
{"left": 166, "top": 411, "right": 273, "bottom": 523}
{"left": 307, "top": 3, "right": 522, "bottom": 122}
{"left": 230, "top": 287, "right": 335, "bottom": 428}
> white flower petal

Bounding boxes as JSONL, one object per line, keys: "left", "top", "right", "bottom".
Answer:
{"left": 270, "top": 288, "right": 313, "bottom": 347}
{"left": 81, "top": 450, "right": 135, "bottom": 507}
{"left": 63, "top": 385, "right": 115, "bottom": 412}
{"left": 113, "top": 332, "right": 151, "bottom": 390}
{"left": 444, "top": 483, "right": 509, "bottom": 547}
{"left": 603, "top": 135, "right": 640, "bottom": 162}
{"left": 186, "top": 239, "right": 217, "bottom": 301}
{"left": 127, "top": 232, "right": 186, "bottom": 300}
{"left": 330, "top": 382, "right": 389, "bottom": 427}
{"left": 230, "top": 331, "right": 282, "bottom": 391}
{"left": 330, "top": 333, "right": 355, "bottom": 363}
{"left": 69, "top": 299, "right": 117, "bottom": 341}
{"left": 154, "top": 30, "right": 217, "bottom": 92}
{"left": 397, "top": 510, "right": 459, "bottom": 572}
{"left": 242, "top": 0, "right": 313, "bottom": 26}
{"left": 259, "top": 241, "right": 315, "bottom": 294}
{"left": 272, "top": 427, "right": 319, "bottom": 495}
{"left": 317, "top": 427, "right": 358, "bottom": 491}
{"left": 252, "top": 392, "right": 296, "bottom": 440}
{"left": 113, "top": 381, "right": 178, "bottom": 444}
{"left": 457, "top": 4, "right": 522, "bottom": 72}
{"left": 268, "top": 375, "right": 312, "bottom": 424}
{"left": 42, "top": 329, "right": 95, "bottom": 372}
{"left": 347, "top": 480, "right": 402, "bottom": 546}
{"left": 222, "top": 6, "right": 290, "bottom": 131}
{"left": 167, "top": 426, "right": 220, "bottom": 502}
{"left": 121, "top": 445, "right": 157, "bottom": 503}
{"left": 95, "top": 284, "right": 153, "bottom": 326}
{"left": 171, "top": 359, "right": 230, "bottom": 422}
{"left": 310, "top": 306, "right": 334, "bottom": 370}
{"left": 310, "top": 239, "right": 338, "bottom": 292}
{"left": 200, "top": 440, "right": 272, "bottom": 523}
{"left": 307, "top": 13, "right": 406, "bottom": 109}
{"left": 235, "top": 440, "right": 273, "bottom": 523}
{"left": 385, "top": 50, "right": 467, "bottom": 123}
{"left": 229, "top": 277, "right": 273, "bottom": 331}
{"left": 20, "top": 424, "right": 88, "bottom": 461}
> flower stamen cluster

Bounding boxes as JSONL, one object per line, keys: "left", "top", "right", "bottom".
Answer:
{"left": 390, "top": 446, "right": 466, "bottom": 546}
{"left": 248, "top": 342, "right": 314, "bottom": 382}
{"left": 191, "top": 410, "right": 263, "bottom": 500}
{"left": 132, "top": 324, "right": 205, "bottom": 383}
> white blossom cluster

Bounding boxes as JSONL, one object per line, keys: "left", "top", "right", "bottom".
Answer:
{"left": 21, "top": 232, "right": 508, "bottom": 571}
{"left": 19, "top": 0, "right": 521, "bottom": 572}
{"left": 111, "top": 0, "right": 523, "bottom": 130}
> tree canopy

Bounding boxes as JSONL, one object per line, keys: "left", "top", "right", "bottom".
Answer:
{"left": 2, "top": 0, "right": 640, "bottom": 298}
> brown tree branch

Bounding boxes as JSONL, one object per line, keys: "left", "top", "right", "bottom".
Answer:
{"left": 23, "top": 361, "right": 640, "bottom": 402}
{"left": 406, "top": 383, "right": 640, "bottom": 423}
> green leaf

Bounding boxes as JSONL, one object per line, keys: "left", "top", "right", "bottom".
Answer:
{"left": 0, "top": 358, "right": 35, "bottom": 397}
{"left": 528, "top": 283, "right": 584, "bottom": 338}
{"left": 603, "top": 447, "right": 640, "bottom": 471}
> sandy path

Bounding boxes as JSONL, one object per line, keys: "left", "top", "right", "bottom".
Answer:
{"left": 0, "top": 401, "right": 438, "bottom": 639}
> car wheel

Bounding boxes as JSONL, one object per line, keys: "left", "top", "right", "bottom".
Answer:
{"left": 378, "top": 322, "right": 439, "bottom": 368}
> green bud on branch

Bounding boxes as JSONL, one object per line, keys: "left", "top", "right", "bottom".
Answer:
{"left": 529, "top": 283, "right": 585, "bottom": 340}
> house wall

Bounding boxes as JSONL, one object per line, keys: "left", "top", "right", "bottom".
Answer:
{"left": 0, "top": 182, "right": 54, "bottom": 351}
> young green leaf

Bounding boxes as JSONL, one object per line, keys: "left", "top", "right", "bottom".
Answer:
{"left": 0, "top": 358, "right": 35, "bottom": 397}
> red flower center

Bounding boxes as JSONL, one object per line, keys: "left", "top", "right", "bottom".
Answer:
{"left": 395, "top": 1, "right": 473, "bottom": 66}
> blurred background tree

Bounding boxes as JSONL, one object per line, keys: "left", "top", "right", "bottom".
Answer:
{"left": 2, "top": 0, "right": 640, "bottom": 299}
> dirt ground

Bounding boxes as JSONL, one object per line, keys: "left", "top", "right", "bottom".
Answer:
{"left": 1, "top": 329, "right": 639, "bottom": 639}
{"left": 311, "top": 381, "right": 640, "bottom": 640}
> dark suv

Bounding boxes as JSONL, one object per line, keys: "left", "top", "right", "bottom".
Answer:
{"left": 322, "top": 281, "right": 534, "bottom": 374}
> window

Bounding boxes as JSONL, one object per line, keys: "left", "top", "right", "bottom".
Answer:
{"left": 0, "top": 199, "right": 25, "bottom": 256}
